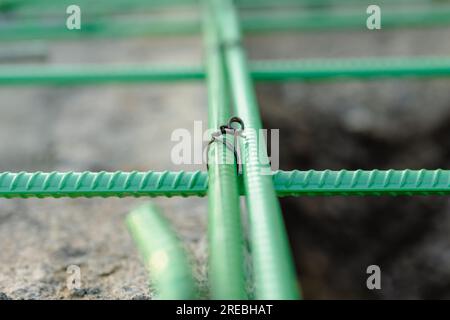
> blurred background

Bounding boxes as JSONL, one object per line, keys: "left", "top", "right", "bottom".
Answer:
{"left": 0, "top": 0, "right": 449, "bottom": 299}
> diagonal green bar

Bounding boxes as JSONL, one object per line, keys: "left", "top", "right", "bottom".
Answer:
{"left": 1, "top": 57, "right": 450, "bottom": 86}
{"left": 126, "top": 202, "right": 197, "bottom": 299}
{"left": 0, "top": 170, "right": 449, "bottom": 198}
{"left": 203, "top": 3, "right": 247, "bottom": 299}
{"left": 209, "top": 0, "right": 301, "bottom": 300}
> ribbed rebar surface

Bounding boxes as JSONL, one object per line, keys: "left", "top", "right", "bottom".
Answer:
{"left": 211, "top": 0, "right": 301, "bottom": 300}
{"left": 0, "top": 171, "right": 207, "bottom": 198}
{"left": 2, "top": 57, "right": 450, "bottom": 85}
{"left": 1, "top": 170, "right": 449, "bottom": 198}
{"left": 203, "top": 3, "right": 247, "bottom": 300}
{"left": 274, "top": 169, "right": 450, "bottom": 196}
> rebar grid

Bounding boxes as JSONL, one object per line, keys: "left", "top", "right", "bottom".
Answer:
{"left": 1, "top": 0, "right": 449, "bottom": 301}
{"left": 210, "top": 0, "right": 301, "bottom": 299}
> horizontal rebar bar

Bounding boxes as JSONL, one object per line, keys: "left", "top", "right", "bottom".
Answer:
{"left": 0, "top": 170, "right": 449, "bottom": 198}
{"left": 1, "top": 57, "right": 449, "bottom": 85}
{"left": 2, "top": 5, "right": 450, "bottom": 40}
{"left": 3, "top": 0, "right": 438, "bottom": 17}
{"left": 0, "top": 171, "right": 208, "bottom": 198}
{"left": 3, "top": 0, "right": 436, "bottom": 10}
{"left": 251, "top": 58, "right": 450, "bottom": 80}
{"left": 274, "top": 169, "right": 450, "bottom": 196}
{"left": 239, "top": 0, "right": 443, "bottom": 7}
{"left": 203, "top": 2, "right": 247, "bottom": 299}
{"left": 211, "top": 0, "right": 301, "bottom": 300}
{"left": 1, "top": 0, "right": 194, "bottom": 17}
{"left": 0, "top": 65, "right": 204, "bottom": 85}
{"left": 241, "top": 5, "right": 450, "bottom": 32}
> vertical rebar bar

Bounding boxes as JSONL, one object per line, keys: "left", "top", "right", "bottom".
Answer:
{"left": 209, "top": 0, "right": 301, "bottom": 300}
{"left": 203, "top": 3, "right": 247, "bottom": 299}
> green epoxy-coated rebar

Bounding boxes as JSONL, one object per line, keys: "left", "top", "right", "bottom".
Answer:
{"left": 241, "top": 5, "right": 450, "bottom": 32}
{"left": 210, "top": 0, "right": 301, "bottom": 300}
{"left": 3, "top": 0, "right": 444, "bottom": 20}
{"left": 203, "top": 4, "right": 247, "bottom": 299}
{"left": 251, "top": 58, "right": 450, "bottom": 80}
{"left": 0, "top": 171, "right": 208, "bottom": 198}
{"left": 1, "top": 57, "right": 450, "bottom": 85}
{"left": 126, "top": 203, "right": 197, "bottom": 299}
{"left": 274, "top": 169, "right": 450, "bottom": 196}
{"left": 239, "top": 0, "right": 442, "bottom": 7}
{"left": 2, "top": 5, "right": 450, "bottom": 40}
{"left": 1, "top": 0, "right": 195, "bottom": 17}
{"left": 0, "top": 65, "right": 204, "bottom": 85}
{"left": 3, "top": 0, "right": 438, "bottom": 17}
{"left": 0, "top": 170, "right": 449, "bottom": 198}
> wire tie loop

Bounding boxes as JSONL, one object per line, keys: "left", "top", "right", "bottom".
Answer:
{"left": 206, "top": 116, "right": 245, "bottom": 175}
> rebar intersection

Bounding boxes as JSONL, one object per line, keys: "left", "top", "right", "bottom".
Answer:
{"left": 1, "top": 0, "right": 450, "bottom": 300}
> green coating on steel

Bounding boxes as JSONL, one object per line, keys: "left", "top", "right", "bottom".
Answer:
{"left": 238, "top": 0, "right": 440, "bottom": 7}
{"left": 3, "top": 5, "right": 450, "bottom": 40}
{"left": 1, "top": 0, "right": 440, "bottom": 18}
{"left": 251, "top": 57, "right": 450, "bottom": 80}
{"left": 241, "top": 5, "right": 450, "bottom": 32}
{"left": 1, "top": 0, "right": 196, "bottom": 17}
{"left": 0, "top": 65, "right": 204, "bottom": 85}
{"left": 274, "top": 169, "right": 450, "bottom": 196}
{"left": 2, "top": 0, "right": 434, "bottom": 16}
{"left": 203, "top": 3, "right": 247, "bottom": 299}
{"left": 210, "top": 0, "right": 301, "bottom": 300}
{"left": 2, "top": 0, "right": 159, "bottom": 19}
{"left": 0, "top": 170, "right": 449, "bottom": 198}
{"left": 0, "top": 171, "right": 208, "bottom": 198}
{"left": 1, "top": 57, "right": 450, "bottom": 85}
{"left": 126, "top": 203, "right": 197, "bottom": 299}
